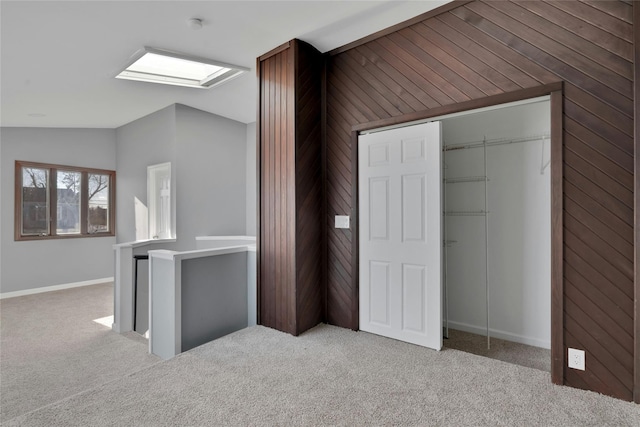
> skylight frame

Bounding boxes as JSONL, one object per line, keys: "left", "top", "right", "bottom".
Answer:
{"left": 116, "top": 47, "right": 249, "bottom": 89}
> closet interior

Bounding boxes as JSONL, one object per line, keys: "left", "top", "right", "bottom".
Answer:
{"left": 441, "top": 98, "right": 551, "bottom": 371}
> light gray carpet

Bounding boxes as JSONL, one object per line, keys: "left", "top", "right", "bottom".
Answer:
{"left": 445, "top": 329, "right": 551, "bottom": 372}
{"left": 2, "top": 284, "right": 639, "bottom": 426}
{"left": 4, "top": 323, "right": 639, "bottom": 426}
{"left": 0, "top": 283, "right": 160, "bottom": 422}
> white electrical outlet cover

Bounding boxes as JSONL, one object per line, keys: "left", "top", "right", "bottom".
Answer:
{"left": 568, "top": 348, "right": 585, "bottom": 371}
{"left": 335, "top": 215, "right": 350, "bottom": 229}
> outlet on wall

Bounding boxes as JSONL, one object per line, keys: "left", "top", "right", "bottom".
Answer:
{"left": 335, "top": 215, "right": 350, "bottom": 229}
{"left": 568, "top": 348, "right": 585, "bottom": 371}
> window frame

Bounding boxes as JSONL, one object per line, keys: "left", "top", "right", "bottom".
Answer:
{"left": 15, "top": 160, "right": 116, "bottom": 241}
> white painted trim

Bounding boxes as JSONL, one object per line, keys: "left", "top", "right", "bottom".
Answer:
{"left": 195, "top": 235, "right": 256, "bottom": 241}
{"left": 148, "top": 245, "right": 254, "bottom": 262}
{"left": 0, "top": 277, "right": 114, "bottom": 300}
{"left": 447, "top": 320, "right": 551, "bottom": 350}
{"left": 112, "top": 238, "right": 176, "bottom": 249}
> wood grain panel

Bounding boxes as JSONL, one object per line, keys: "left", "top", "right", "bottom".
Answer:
{"left": 565, "top": 117, "right": 633, "bottom": 172}
{"left": 495, "top": 1, "right": 632, "bottom": 80}
{"left": 520, "top": 2, "right": 633, "bottom": 62}
{"left": 564, "top": 259, "right": 634, "bottom": 332}
{"left": 564, "top": 149, "right": 633, "bottom": 209}
{"left": 551, "top": 0, "right": 633, "bottom": 42}
{"left": 435, "top": 12, "right": 557, "bottom": 84}
{"left": 353, "top": 44, "right": 440, "bottom": 109}
{"left": 294, "top": 40, "right": 323, "bottom": 334}
{"left": 564, "top": 181, "right": 633, "bottom": 244}
{"left": 550, "top": 89, "right": 564, "bottom": 386}
{"left": 564, "top": 84, "right": 633, "bottom": 136}
{"left": 455, "top": 3, "right": 632, "bottom": 112}
{"left": 565, "top": 298, "right": 633, "bottom": 389}
{"left": 323, "top": 0, "right": 636, "bottom": 401}
{"left": 410, "top": 23, "right": 522, "bottom": 92}
{"left": 565, "top": 134, "right": 633, "bottom": 192}
{"left": 633, "top": 0, "right": 640, "bottom": 404}
{"left": 258, "top": 39, "right": 322, "bottom": 336}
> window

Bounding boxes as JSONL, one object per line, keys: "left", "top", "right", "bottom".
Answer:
{"left": 115, "top": 47, "right": 249, "bottom": 89}
{"left": 15, "top": 161, "right": 115, "bottom": 240}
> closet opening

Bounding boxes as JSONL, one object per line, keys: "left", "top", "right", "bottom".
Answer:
{"left": 351, "top": 82, "right": 566, "bottom": 384}
{"left": 441, "top": 97, "right": 552, "bottom": 372}
{"left": 356, "top": 90, "right": 558, "bottom": 376}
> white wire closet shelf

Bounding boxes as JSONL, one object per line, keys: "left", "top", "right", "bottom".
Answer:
{"left": 444, "top": 210, "right": 489, "bottom": 216}
{"left": 443, "top": 133, "right": 550, "bottom": 151}
{"left": 444, "top": 176, "right": 488, "bottom": 184}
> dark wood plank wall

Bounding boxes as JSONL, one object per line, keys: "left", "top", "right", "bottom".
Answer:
{"left": 259, "top": 45, "right": 296, "bottom": 334}
{"left": 632, "top": 0, "right": 639, "bottom": 404}
{"left": 324, "top": 0, "right": 635, "bottom": 401}
{"left": 258, "top": 40, "right": 323, "bottom": 336}
{"left": 294, "top": 40, "right": 324, "bottom": 334}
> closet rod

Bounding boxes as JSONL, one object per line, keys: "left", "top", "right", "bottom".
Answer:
{"left": 443, "top": 133, "right": 550, "bottom": 152}
{"left": 444, "top": 210, "right": 489, "bottom": 216}
{"left": 444, "top": 176, "right": 488, "bottom": 184}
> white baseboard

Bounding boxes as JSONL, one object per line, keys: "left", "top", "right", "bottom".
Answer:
{"left": 446, "top": 320, "right": 550, "bottom": 349}
{"left": 0, "top": 277, "right": 114, "bottom": 300}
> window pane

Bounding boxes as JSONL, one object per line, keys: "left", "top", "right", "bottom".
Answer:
{"left": 21, "top": 167, "right": 49, "bottom": 235}
{"left": 88, "top": 174, "right": 109, "bottom": 233}
{"left": 128, "top": 52, "right": 225, "bottom": 81}
{"left": 56, "top": 171, "right": 81, "bottom": 235}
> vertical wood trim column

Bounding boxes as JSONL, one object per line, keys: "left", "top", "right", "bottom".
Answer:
{"left": 296, "top": 40, "right": 323, "bottom": 334}
{"left": 633, "top": 0, "right": 640, "bottom": 404}
{"left": 255, "top": 56, "right": 262, "bottom": 326}
{"left": 321, "top": 57, "right": 328, "bottom": 322}
{"left": 258, "top": 39, "right": 323, "bottom": 336}
{"left": 550, "top": 88, "right": 565, "bottom": 386}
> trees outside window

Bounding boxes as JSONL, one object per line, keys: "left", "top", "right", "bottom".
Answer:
{"left": 15, "top": 161, "right": 115, "bottom": 241}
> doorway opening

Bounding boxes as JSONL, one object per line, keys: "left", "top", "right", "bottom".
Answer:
{"left": 441, "top": 98, "right": 551, "bottom": 372}
{"left": 357, "top": 94, "right": 554, "bottom": 373}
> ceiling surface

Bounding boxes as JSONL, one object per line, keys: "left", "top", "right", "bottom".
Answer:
{"left": 1, "top": 0, "right": 449, "bottom": 129}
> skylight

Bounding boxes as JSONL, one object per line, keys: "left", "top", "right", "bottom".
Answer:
{"left": 116, "top": 47, "right": 248, "bottom": 89}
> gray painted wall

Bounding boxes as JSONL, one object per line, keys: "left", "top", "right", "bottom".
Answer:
{"left": 175, "top": 105, "right": 246, "bottom": 250}
{"left": 115, "top": 105, "right": 177, "bottom": 244}
{"left": 181, "top": 252, "right": 248, "bottom": 352}
{"left": 245, "top": 122, "right": 256, "bottom": 236}
{"left": 0, "top": 127, "right": 117, "bottom": 293}
{"left": 2, "top": 104, "right": 250, "bottom": 293}
{"left": 116, "top": 104, "right": 247, "bottom": 250}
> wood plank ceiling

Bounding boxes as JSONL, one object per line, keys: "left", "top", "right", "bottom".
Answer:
{"left": 324, "top": 0, "right": 635, "bottom": 401}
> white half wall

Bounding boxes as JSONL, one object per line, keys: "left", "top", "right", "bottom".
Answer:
{"left": 0, "top": 127, "right": 117, "bottom": 293}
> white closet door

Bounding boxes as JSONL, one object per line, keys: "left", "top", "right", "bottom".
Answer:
{"left": 359, "top": 122, "right": 442, "bottom": 350}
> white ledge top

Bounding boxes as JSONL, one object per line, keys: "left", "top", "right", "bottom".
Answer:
{"left": 113, "top": 238, "right": 176, "bottom": 249}
{"left": 195, "top": 235, "right": 256, "bottom": 241}
{"left": 149, "top": 244, "right": 255, "bottom": 261}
